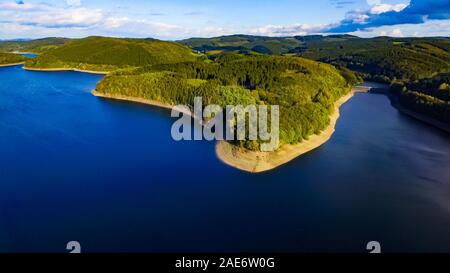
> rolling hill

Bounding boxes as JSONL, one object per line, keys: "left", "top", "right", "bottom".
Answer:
{"left": 25, "top": 36, "right": 201, "bottom": 72}
{"left": 297, "top": 36, "right": 450, "bottom": 82}
{"left": 181, "top": 34, "right": 450, "bottom": 82}
{"left": 0, "top": 37, "right": 69, "bottom": 53}
{"left": 180, "top": 34, "right": 304, "bottom": 55}
{"left": 180, "top": 34, "right": 450, "bottom": 128}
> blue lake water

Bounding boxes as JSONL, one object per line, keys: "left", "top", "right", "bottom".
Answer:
{"left": 0, "top": 65, "right": 449, "bottom": 253}
{"left": 20, "top": 53, "right": 37, "bottom": 59}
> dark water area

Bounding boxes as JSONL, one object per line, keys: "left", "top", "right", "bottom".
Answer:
{"left": 0, "top": 65, "right": 449, "bottom": 253}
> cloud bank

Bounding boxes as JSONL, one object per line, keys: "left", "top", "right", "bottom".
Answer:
{"left": 0, "top": 0, "right": 449, "bottom": 39}
{"left": 249, "top": 0, "right": 450, "bottom": 37}
{"left": 327, "top": 0, "right": 450, "bottom": 33}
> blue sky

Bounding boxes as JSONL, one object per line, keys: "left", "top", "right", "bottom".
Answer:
{"left": 0, "top": 0, "right": 449, "bottom": 39}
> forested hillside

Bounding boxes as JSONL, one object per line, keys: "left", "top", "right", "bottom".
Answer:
{"left": 0, "top": 52, "right": 27, "bottom": 65}
{"left": 183, "top": 34, "right": 450, "bottom": 82}
{"left": 180, "top": 35, "right": 304, "bottom": 55}
{"left": 300, "top": 36, "right": 450, "bottom": 128}
{"left": 25, "top": 37, "right": 201, "bottom": 72}
{"left": 96, "top": 54, "right": 355, "bottom": 150}
{"left": 298, "top": 36, "right": 450, "bottom": 83}
{"left": 0, "top": 38, "right": 69, "bottom": 53}
{"left": 182, "top": 34, "right": 450, "bottom": 128}
{"left": 391, "top": 73, "right": 450, "bottom": 125}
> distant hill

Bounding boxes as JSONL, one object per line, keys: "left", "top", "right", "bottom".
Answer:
{"left": 297, "top": 36, "right": 450, "bottom": 83}
{"left": 180, "top": 34, "right": 450, "bottom": 128}
{"left": 181, "top": 35, "right": 450, "bottom": 82}
{"left": 25, "top": 36, "right": 201, "bottom": 72}
{"left": 180, "top": 34, "right": 304, "bottom": 55}
{"left": 297, "top": 35, "right": 450, "bottom": 129}
{"left": 0, "top": 38, "right": 69, "bottom": 53}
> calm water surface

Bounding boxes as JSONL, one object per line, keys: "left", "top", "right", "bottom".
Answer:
{"left": 0, "top": 65, "right": 449, "bottom": 252}
{"left": 20, "top": 53, "right": 37, "bottom": 59}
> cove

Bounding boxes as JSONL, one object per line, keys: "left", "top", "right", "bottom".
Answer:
{"left": 0, "top": 65, "right": 449, "bottom": 253}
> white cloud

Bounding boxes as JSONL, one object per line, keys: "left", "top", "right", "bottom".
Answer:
{"left": 0, "top": 2, "right": 51, "bottom": 11}
{"left": 366, "top": 0, "right": 381, "bottom": 5}
{"left": 391, "top": 28, "right": 404, "bottom": 37}
{"left": 66, "top": 0, "right": 82, "bottom": 7}
{"left": 370, "top": 3, "right": 408, "bottom": 15}
{"left": 0, "top": 0, "right": 447, "bottom": 40}
{"left": 0, "top": 0, "right": 239, "bottom": 39}
{"left": 0, "top": 7, "right": 105, "bottom": 28}
{"left": 350, "top": 19, "right": 450, "bottom": 37}
{"left": 249, "top": 23, "right": 326, "bottom": 37}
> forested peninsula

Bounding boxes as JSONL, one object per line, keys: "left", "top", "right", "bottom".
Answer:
{"left": 23, "top": 36, "right": 200, "bottom": 72}
{"left": 0, "top": 52, "right": 27, "bottom": 66}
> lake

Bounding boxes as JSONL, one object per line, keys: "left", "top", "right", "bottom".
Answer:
{"left": 20, "top": 53, "right": 37, "bottom": 59}
{"left": 0, "top": 65, "right": 449, "bottom": 253}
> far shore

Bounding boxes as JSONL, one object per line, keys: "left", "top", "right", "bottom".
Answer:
{"left": 92, "top": 90, "right": 199, "bottom": 121}
{"left": 394, "top": 103, "right": 450, "bottom": 134}
{"left": 23, "top": 66, "right": 109, "bottom": 75}
{"left": 92, "top": 90, "right": 175, "bottom": 111}
{"left": 216, "top": 86, "right": 370, "bottom": 173}
{"left": 12, "top": 51, "right": 38, "bottom": 55}
{"left": 0, "top": 62, "right": 25, "bottom": 67}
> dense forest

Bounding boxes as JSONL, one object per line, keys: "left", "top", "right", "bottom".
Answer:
{"left": 180, "top": 35, "right": 304, "bottom": 56}
{"left": 390, "top": 74, "right": 450, "bottom": 125}
{"left": 0, "top": 38, "right": 69, "bottom": 53}
{"left": 183, "top": 35, "right": 450, "bottom": 128}
{"left": 297, "top": 36, "right": 450, "bottom": 83}
{"left": 0, "top": 52, "right": 27, "bottom": 65}
{"left": 182, "top": 35, "right": 450, "bottom": 82}
{"left": 96, "top": 54, "right": 355, "bottom": 150}
{"left": 25, "top": 37, "right": 200, "bottom": 72}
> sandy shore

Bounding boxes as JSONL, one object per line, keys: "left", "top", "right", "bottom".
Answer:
{"left": 23, "top": 66, "right": 109, "bottom": 75}
{"left": 92, "top": 90, "right": 198, "bottom": 120}
{"left": 92, "top": 90, "right": 174, "bottom": 110}
{"left": 0, "top": 62, "right": 25, "bottom": 67}
{"left": 216, "top": 87, "right": 369, "bottom": 173}
{"left": 11, "top": 51, "right": 37, "bottom": 55}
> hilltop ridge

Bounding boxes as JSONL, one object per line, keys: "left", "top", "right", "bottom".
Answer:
{"left": 24, "top": 36, "right": 200, "bottom": 72}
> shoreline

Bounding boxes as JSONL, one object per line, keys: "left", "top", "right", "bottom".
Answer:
{"left": 23, "top": 66, "right": 109, "bottom": 75}
{"left": 0, "top": 62, "right": 25, "bottom": 67}
{"left": 12, "top": 51, "right": 38, "bottom": 55}
{"left": 394, "top": 103, "right": 450, "bottom": 134}
{"left": 216, "top": 87, "right": 368, "bottom": 173}
{"left": 92, "top": 90, "right": 175, "bottom": 111}
{"left": 91, "top": 90, "right": 199, "bottom": 121}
